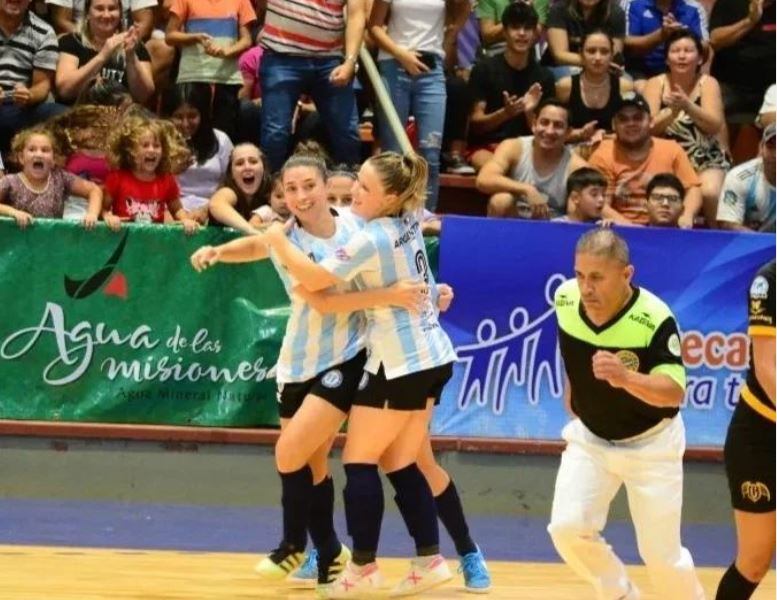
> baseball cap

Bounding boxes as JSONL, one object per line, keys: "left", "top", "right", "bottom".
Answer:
{"left": 614, "top": 92, "right": 650, "bottom": 115}
{"left": 763, "top": 123, "right": 776, "bottom": 142}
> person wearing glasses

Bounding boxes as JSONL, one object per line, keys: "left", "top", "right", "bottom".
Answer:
{"left": 646, "top": 173, "right": 684, "bottom": 227}
{"left": 588, "top": 92, "right": 702, "bottom": 227}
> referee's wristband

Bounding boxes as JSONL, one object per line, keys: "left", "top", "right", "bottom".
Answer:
{"left": 343, "top": 53, "right": 357, "bottom": 64}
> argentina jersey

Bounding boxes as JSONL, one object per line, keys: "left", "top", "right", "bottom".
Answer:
{"left": 320, "top": 212, "right": 457, "bottom": 379}
{"left": 271, "top": 210, "right": 366, "bottom": 383}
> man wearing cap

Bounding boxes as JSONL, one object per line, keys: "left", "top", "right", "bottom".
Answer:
{"left": 717, "top": 124, "right": 776, "bottom": 233}
{"left": 589, "top": 92, "right": 702, "bottom": 227}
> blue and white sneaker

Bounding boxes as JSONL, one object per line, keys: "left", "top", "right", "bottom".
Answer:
{"left": 458, "top": 547, "right": 491, "bottom": 593}
{"left": 287, "top": 548, "right": 318, "bottom": 588}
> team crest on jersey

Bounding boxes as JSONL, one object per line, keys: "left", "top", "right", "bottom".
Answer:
{"left": 321, "top": 370, "right": 343, "bottom": 389}
{"left": 750, "top": 275, "right": 769, "bottom": 299}
{"left": 615, "top": 350, "right": 640, "bottom": 372}
{"left": 358, "top": 372, "right": 369, "bottom": 390}
{"left": 667, "top": 333, "right": 682, "bottom": 357}
{"left": 741, "top": 481, "right": 771, "bottom": 503}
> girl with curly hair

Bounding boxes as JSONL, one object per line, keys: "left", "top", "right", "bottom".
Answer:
{"left": 103, "top": 114, "right": 198, "bottom": 233}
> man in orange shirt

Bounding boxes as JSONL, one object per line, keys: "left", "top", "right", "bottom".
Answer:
{"left": 589, "top": 92, "right": 702, "bottom": 227}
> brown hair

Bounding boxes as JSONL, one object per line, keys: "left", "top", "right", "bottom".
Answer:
{"left": 107, "top": 114, "right": 190, "bottom": 174}
{"left": 366, "top": 151, "right": 428, "bottom": 215}
{"left": 220, "top": 143, "right": 272, "bottom": 218}
{"left": 80, "top": 0, "right": 125, "bottom": 52}
{"left": 280, "top": 153, "right": 328, "bottom": 183}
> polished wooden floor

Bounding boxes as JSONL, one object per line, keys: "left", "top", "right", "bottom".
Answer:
{"left": 0, "top": 545, "right": 773, "bottom": 599}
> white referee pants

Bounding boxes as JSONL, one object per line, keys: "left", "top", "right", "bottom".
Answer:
{"left": 547, "top": 416, "right": 705, "bottom": 600}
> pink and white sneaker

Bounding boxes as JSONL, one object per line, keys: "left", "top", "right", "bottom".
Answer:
{"left": 390, "top": 554, "right": 453, "bottom": 597}
{"left": 319, "top": 560, "right": 384, "bottom": 599}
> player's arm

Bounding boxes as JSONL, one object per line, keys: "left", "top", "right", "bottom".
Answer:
{"left": 753, "top": 335, "right": 775, "bottom": 405}
{"left": 292, "top": 280, "right": 427, "bottom": 314}
{"left": 262, "top": 223, "right": 342, "bottom": 291}
{"left": 749, "top": 269, "right": 776, "bottom": 404}
{"left": 190, "top": 235, "right": 270, "bottom": 271}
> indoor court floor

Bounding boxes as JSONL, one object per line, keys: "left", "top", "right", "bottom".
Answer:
{"left": 0, "top": 545, "right": 774, "bottom": 599}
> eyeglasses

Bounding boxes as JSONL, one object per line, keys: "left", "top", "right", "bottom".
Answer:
{"left": 648, "top": 193, "right": 682, "bottom": 204}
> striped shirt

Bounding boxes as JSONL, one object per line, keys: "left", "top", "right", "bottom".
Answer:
{"left": 320, "top": 213, "right": 457, "bottom": 379}
{"left": 171, "top": 0, "right": 257, "bottom": 85}
{"left": 260, "top": 0, "right": 346, "bottom": 57}
{"left": 271, "top": 210, "right": 366, "bottom": 383}
{"left": 0, "top": 11, "right": 58, "bottom": 92}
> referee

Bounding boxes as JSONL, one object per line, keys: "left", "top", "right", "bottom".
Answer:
{"left": 547, "top": 229, "right": 704, "bottom": 600}
{"left": 716, "top": 260, "right": 775, "bottom": 600}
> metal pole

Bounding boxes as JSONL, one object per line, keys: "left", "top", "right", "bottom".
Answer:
{"left": 358, "top": 46, "right": 414, "bottom": 156}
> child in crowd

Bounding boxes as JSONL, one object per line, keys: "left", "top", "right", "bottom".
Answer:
{"left": 51, "top": 80, "right": 134, "bottom": 220}
{"left": 251, "top": 172, "right": 289, "bottom": 227}
{"left": 554, "top": 167, "right": 608, "bottom": 224}
{"left": 162, "top": 83, "right": 233, "bottom": 225}
{"left": 103, "top": 115, "right": 198, "bottom": 233}
{"left": 327, "top": 166, "right": 356, "bottom": 209}
{"left": 0, "top": 127, "right": 101, "bottom": 229}
{"left": 208, "top": 142, "right": 273, "bottom": 234}
{"left": 164, "top": 0, "right": 256, "bottom": 141}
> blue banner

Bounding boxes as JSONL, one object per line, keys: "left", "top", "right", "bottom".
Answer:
{"left": 434, "top": 217, "right": 775, "bottom": 447}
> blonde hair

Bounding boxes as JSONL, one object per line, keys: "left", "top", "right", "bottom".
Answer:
{"left": 10, "top": 126, "right": 63, "bottom": 167}
{"left": 107, "top": 114, "right": 190, "bottom": 174}
{"left": 367, "top": 151, "right": 428, "bottom": 214}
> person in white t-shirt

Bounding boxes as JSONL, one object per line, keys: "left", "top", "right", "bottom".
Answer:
{"left": 162, "top": 83, "right": 233, "bottom": 224}
{"left": 368, "top": 0, "right": 470, "bottom": 212}
{"left": 717, "top": 124, "right": 776, "bottom": 233}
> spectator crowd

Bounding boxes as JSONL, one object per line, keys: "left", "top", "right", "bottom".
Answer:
{"left": 0, "top": 0, "right": 773, "bottom": 233}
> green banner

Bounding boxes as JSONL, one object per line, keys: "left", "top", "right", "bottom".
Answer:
{"left": 0, "top": 219, "right": 438, "bottom": 427}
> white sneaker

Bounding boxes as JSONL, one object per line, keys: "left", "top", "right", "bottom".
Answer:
{"left": 390, "top": 554, "right": 453, "bottom": 597}
{"left": 319, "top": 560, "right": 383, "bottom": 598}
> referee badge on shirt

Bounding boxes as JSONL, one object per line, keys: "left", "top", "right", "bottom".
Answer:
{"left": 615, "top": 350, "right": 640, "bottom": 372}
{"left": 321, "top": 370, "right": 344, "bottom": 389}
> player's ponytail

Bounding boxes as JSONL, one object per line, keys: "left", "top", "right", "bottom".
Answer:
{"left": 367, "top": 151, "right": 428, "bottom": 215}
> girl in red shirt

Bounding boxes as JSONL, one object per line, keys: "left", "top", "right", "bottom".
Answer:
{"left": 103, "top": 114, "right": 199, "bottom": 234}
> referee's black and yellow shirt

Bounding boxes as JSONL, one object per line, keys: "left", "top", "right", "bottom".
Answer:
{"left": 555, "top": 279, "right": 685, "bottom": 441}
{"left": 741, "top": 260, "right": 776, "bottom": 423}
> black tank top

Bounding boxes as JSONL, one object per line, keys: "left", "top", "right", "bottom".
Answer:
{"left": 568, "top": 73, "right": 620, "bottom": 131}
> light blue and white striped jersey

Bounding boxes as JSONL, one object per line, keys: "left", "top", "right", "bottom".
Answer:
{"left": 271, "top": 210, "right": 366, "bottom": 383}
{"left": 320, "top": 212, "right": 457, "bottom": 378}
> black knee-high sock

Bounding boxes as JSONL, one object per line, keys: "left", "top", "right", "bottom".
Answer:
{"left": 716, "top": 563, "right": 759, "bottom": 599}
{"left": 280, "top": 466, "right": 313, "bottom": 550}
{"left": 387, "top": 463, "right": 439, "bottom": 556}
{"left": 343, "top": 463, "right": 384, "bottom": 565}
{"left": 309, "top": 476, "right": 340, "bottom": 561}
{"left": 435, "top": 480, "right": 477, "bottom": 556}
